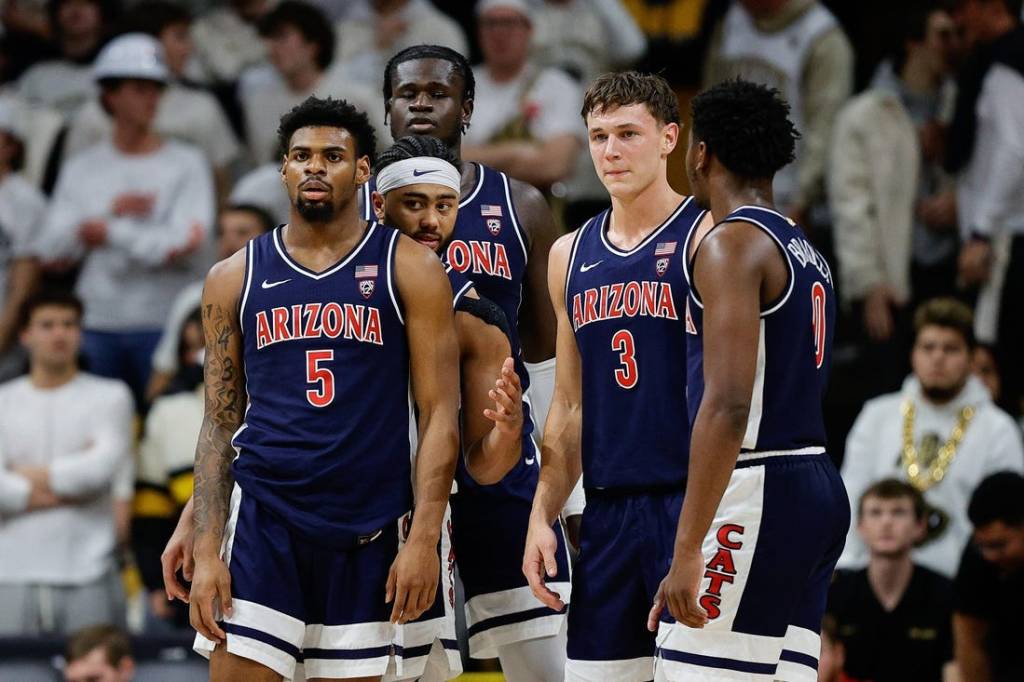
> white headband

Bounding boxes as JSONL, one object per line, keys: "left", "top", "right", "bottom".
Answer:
{"left": 376, "top": 157, "right": 461, "bottom": 196}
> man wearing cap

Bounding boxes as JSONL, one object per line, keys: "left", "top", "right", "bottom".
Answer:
{"left": 36, "top": 33, "right": 215, "bottom": 405}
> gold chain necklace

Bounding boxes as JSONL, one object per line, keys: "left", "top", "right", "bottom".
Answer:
{"left": 901, "top": 399, "right": 975, "bottom": 492}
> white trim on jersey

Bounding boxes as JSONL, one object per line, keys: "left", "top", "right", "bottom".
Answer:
{"left": 500, "top": 171, "right": 530, "bottom": 262}
{"left": 563, "top": 216, "right": 595, "bottom": 311}
{"left": 459, "top": 163, "right": 486, "bottom": 208}
{"left": 741, "top": 321, "right": 767, "bottom": 451}
{"left": 304, "top": 621, "right": 394, "bottom": 650}
{"left": 445, "top": 264, "right": 475, "bottom": 309}
{"left": 566, "top": 656, "right": 655, "bottom": 682}
{"left": 776, "top": 626, "right": 821, "bottom": 682}
{"left": 272, "top": 222, "right": 378, "bottom": 280}
{"left": 385, "top": 229, "right": 405, "bottom": 325}
{"left": 736, "top": 446, "right": 825, "bottom": 462}
{"left": 599, "top": 196, "right": 693, "bottom": 258}
{"left": 239, "top": 240, "right": 255, "bottom": 322}
{"left": 720, "top": 207, "right": 796, "bottom": 318}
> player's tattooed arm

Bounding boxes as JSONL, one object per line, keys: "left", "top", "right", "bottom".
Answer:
{"left": 510, "top": 179, "right": 557, "bottom": 363}
{"left": 390, "top": 236, "right": 460, "bottom": 624}
{"left": 189, "top": 248, "right": 247, "bottom": 642}
{"left": 523, "top": 231, "right": 581, "bottom": 610}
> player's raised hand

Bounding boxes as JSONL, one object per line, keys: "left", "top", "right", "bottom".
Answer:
{"left": 483, "top": 357, "right": 522, "bottom": 438}
{"left": 522, "top": 519, "right": 564, "bottom": 610}
{"left": 386, "top": 537, "right": 439, "bottom": 624}
{"left": 189, "top": 553, "right": 232, "bottom": 643}
{"left": 648, "top": 548, "right": 708, "bottom": 632}
{"left": 162, "top": 498, "right": 196, "bottom": 603}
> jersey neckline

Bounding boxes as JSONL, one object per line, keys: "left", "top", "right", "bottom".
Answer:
{"left": 599, "top": 196, "right": 692, "bottom": 258}
{"left": 272, "top": 221, "right": 378, "bottom": 280}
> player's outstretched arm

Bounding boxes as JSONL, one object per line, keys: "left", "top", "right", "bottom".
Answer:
{"left": 649, "top": 222, "right": 770, "bottom": 631}
{"left": 524, "top": 231, "right": 582, "bottom": 610}
{"left": 190, "top": 250, "right": 247, "bottom": 643}
{"left": 390, "top": 237, "right": 460, "bottom": 624}
{"left": 510, "top": 179, "right": 557, "bottom": 363}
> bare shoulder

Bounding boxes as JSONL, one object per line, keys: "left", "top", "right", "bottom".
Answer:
{"left": 203, "top": 247, "right": 248, "bottom": 307}
{"left": 508, "top": 177, "right": 553, "bottom": 242}
{"left": 393, "top": 233, "right": 449, "bottom": 298}
{"left": 549, "top": 230, "right": 577, "bottom": 265}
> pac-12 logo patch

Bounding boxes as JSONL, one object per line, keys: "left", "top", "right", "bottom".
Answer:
{"left": 656, "top": 257, "right": 669, "bottom": 277}
{"left": 355, "top": 264, "right": 378, "bottom": 299}
{"left": 487, "top": 218, "right": 502, "bottom": 235}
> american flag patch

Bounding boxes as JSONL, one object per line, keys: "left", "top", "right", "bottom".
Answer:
{"left": 654, "top": 241, "right": 677, "bottom": 256}
{"left": 355, "top": 264, "right": 378, "bottom": 278}
{"left": 481, "top": 204, "right": 503, "bottom": 217}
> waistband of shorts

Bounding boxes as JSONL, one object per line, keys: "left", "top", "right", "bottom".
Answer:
{"left": 735, "top": 446, "right": 826, "bottom": 468}
{"left": 584, "top": 481, "right": 686, "bottom": 499}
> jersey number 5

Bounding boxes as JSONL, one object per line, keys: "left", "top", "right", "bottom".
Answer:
{"left": 612, "top": 329, "right": 638, "bottom": 389}
{"left": 306, "top": 349, "right": 335, "bottom": 407}
{"left": 811, "top": 282, "right": 827, "bottom": 369}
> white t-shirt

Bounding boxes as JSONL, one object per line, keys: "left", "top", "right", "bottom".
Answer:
{"left": 151, "top": 280, "right": 203, "bottom": 374}
{"left": 464, "top": 65, "right": 584, "bottom": 146}
{"left": 17, "top": 60, "right": 96, "bottom": 120}
{"left": 189, "top": 7, "right": 267, "bottom": 84}
{"left": 0, "top": 373, "right": 134, "bottom": 585}
{"left": 0, "top": 173, "right": 46, "bottom": 286}
{"left": 238, "top": 62, "right": 388, "bottom": 166}
{"left": 36, "top": 139, "right": 215, "bottom": 331}
{"left": 65, "top": 83, "right": 241, "bottom": 168}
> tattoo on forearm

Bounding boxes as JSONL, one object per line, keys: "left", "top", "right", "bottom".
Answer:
{"left": 193, "top": 303, "right": 245, "bottom": 543}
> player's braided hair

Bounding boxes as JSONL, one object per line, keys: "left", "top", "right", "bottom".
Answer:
{"left": 373, "top": 135, "right": 459, "bottom": 175}
{"left": 277, "top": 96, "right": 376, "bottom": 162}
{"left": 690, "top": 79, "right": 799, "bottom": 180}
{"left": 383, "top": 44, "right": 476, "bottom": 104}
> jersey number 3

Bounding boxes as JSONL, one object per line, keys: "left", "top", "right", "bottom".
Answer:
{"left": 612, "top": 329, "right": 638, "bottom": 389}
{"left": 306, "top": 349, "right": 335, "bottom": 407}
{"left": 811, "top": 282, "right": 827, "bottom": 369}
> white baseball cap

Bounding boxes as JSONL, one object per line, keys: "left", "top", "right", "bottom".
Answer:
{"left": 93, "top": 33, "right": 169, "bottom": 84}
{"left": 476, "top": 0, "right": 533, "bottom": 21}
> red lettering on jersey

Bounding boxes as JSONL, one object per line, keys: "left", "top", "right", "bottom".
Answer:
{"left": 256, "top": 311, "right": 272, "bottom": 349}
{"left": 699, "top": 594, "right": 722, "bottom": 620}
{"left": 446, "top": 240, "right": 512, "bottom": 279}
{"left": 273, "top": 307, "right": 291, "bottom": 342}
{"left": 470, "top": 241, "right": 492, "bottom": 274}
{"left": 598, "top": 284, "right": 609, "bottom": 320}
{"left": 448, "top": 241, "right": 471, "bottom": 271}
{"left": 703, "top": 569, "right": 735, "bottom": 596}
{"left": 303, "top": 302, "right": 322, "bottom": 338}
{"left": 322, "top": 302, "right": 343, "bottom": 338}
{"left": 365, "top": 308, "right": 382, "bottom": 344}
{"left": 706, "top": 549, "right": 737, "bottom": 575}
{"left": 608, "top": 282, "right": 624, "bottom": 318}
{"left": 571, "top": 293, "right": 583, "bottom": 331}
{"left": 623, "top": 282, "right": 640, "bottom": 317}
{"left": 291, "top": 304, "right": 302, "bottom": 339}
{"left": 344, "top": 304, "right": 363, "bottom": 339}
{"left": 641, "top": 281, "right": 657, "bottom": 316}
{"left": 584, "top": 289, "right": 599, "bottom": 326}
{"left": 717, "top": 524, "right": 744, "bottom": 550}
{"left": 658, "top": 283, "right": 678, "bottom": 321}
{"left": 492, "top": 244, "right": 511, "bottom": 279}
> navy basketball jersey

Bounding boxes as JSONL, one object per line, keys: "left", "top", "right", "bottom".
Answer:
{"left": 565, "top": 198, "right": 706, "bottom": 490}
{"left": 232, "top": 222, "right": 412, "bottom": 546}
{"left": 683, "top": 205, "right": 836, "bottom": 452}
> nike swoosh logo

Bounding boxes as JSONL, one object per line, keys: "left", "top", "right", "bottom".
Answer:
{"left": 412, "top": 169, "right": 438, "bottom": 177}
{"left": 525, "top": 456, "right": 536, "bottom": 466}
{"left": 580, "top": 261, "right": 603, "bottom": 272}
{"left": 261, "top": 278, "right": 291, "bottom": 289}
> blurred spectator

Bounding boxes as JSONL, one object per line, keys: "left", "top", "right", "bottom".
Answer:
{"left": 238, "top": 1, "right": 386, "bottom": 166}
{"left": 0, "top": 292, "right": 133, "bottom": 635}
{"left": 946, "top": 0, "right": 1024, "bottom": 418}
{"left": 621, "top": 0, "right": 718, "bottom": 87}
{"left": 839, "top": 298, "right": 1024, "bottom": 578}
{"left": 17, "top": 0, "right": 121, "bottom": 119}
{"left": 134, "top": 307, "right": 203, "bottom": 631}
{"left": 146, "top": 203, "right": 274, "bottom": 401}
{"left": 830, "top": 5, "right": 960, "bottom": 396}
{"left": 64, "top": 624, "right": 135, "bottom": 682}
{"left": 188, "top": 0, "right": 271, "bottom": 85}
{"left": 35, "top": 33, "right": 214, "bottom": 404}
{"left": 828, "top": 479, "right": 955, "bottom": 682}
{"left": 229, "top": 162, "right": 290, "bottom": 225}
{"left": 463, "top": 0, "right": 584, "bottom": 191}
{"left": 817, "top": 616, "right": 849, "bottom": 682}
{"left": 66, "top": 2, "right": 241, "bottom": 201}
{"left": 0, "top": 85, "right": 65, "bottom": 189}
{"left": 333, "top": 0, "right": 469, "bottom": 89}
{"left": 953, "top": 471, "right": 1024, "bottom": 682}
{"left": 972, "top": 342, "right": 1002, "bottom": 402}
{"left": 703, "top": 0, "right": 853, "bottom": 224}
{"left": 0, "top": 100, "right": 44, "bottom": 380}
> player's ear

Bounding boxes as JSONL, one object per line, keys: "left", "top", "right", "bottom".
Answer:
{"left": 461, "top": 97, "right": 474, "bottom": 132}
{"left": 371, "top": 191, "right": 387, "bottom": 222}
{"left": 662, "top": 121, "right": 679, "bottom": 157}
{"left": 354, "top": 155, "right": 372, "bottom": 186}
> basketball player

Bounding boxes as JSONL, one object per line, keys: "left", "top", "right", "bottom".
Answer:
{"left": 373, "top": 46, "right": 574, "bottom": 674}
{"left": 524, "top": 71, "right": 709, "bottom": 681}
{"left": 651, "top": 79, "right": 849, "bottom": 681}
{"left": 188, "top": 96, "right": 461, "bottom": 682}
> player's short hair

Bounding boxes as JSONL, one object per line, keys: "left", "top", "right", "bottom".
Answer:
{"left": 690, "top": 79, "right": 798, "bottom": 180}
{"left": 373, "top": 135, "right": 458, "bottom": 175}
{"left": 258, "top": 1, "right": 334, "bottom": 71}
{"left": 383, "top": 44, "right": 476, "bottom": 104}
{"left": 18, "top": 290, "right": 83, "bottom": 331}
{"left": 913, "top": 297, "right": 975, "bottom": 349}
{"left": 858, "top": 478, "right": 926, "bottom": 521}
{"left": 581, "top": 71, "right": 679, "bottom": 126}
{"left": 117, "top": 1, "right": 191, "bottom": 37}
{"left": 277, "top": 96, "right": 377, "bottom": 161}
{"left": 65, "top": 624, "right": 132, "bottom": 667}
{"left": 222, "top": 203, "right": 277, "bottom": 234}
{"left": 968, "top": 471, "right": 1024, "bottom": 528}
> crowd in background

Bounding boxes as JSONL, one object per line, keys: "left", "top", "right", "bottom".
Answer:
{"left": 0, "top": 0, "right": 1023, "bottom": 680}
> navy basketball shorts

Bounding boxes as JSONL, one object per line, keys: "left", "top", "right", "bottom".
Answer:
{"left": 565, "top": 489, "right": 683, "bottom": 681}
{"left": 193, "top": 485, "right": 453, "bottom": 681}
{"left": 656, "top": 452, "right": 850, "bottom": 682}
{"left": 451, "top": 485, "right": 571, "bottom": 658}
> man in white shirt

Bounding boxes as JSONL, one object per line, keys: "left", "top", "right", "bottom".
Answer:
{"left": 36, "top": 33, "right": 214, "bottom": 404}
{"left": 239, "top": 1, "right": 386, "bottom": 166}
{"left": 189, "top": 0, "right": 272, "bottom": 86}
{"left": 839, "top": 298, "right": 1024, "bottom": 578}
{"left": 462, "top": 0, "right": 584, "bottom": 192}
{"left": 65, "top": 2, "right": 241, "bottom": 202}
{"left": 0, "top": 291, "right": 134, "bottom": 635}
